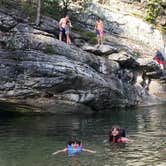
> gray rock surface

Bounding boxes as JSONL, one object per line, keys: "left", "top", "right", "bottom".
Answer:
{"left": 0, "top": 4, "right": 165, "bottom": 113}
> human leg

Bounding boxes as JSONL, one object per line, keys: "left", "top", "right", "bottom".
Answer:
{"left": 59, "top": 28, "right": 65, "bottom": 41}
{"left": 96, "top": 29, "right": 101, "bottom": 45}
{"left": 99, "top": 31, "right": 104, "bottom": 45}
{"left": 66, "top": 33, "right": 71, "bottom": 45}
{"left": 97, "top": 35, "right": 100, "bottom": 45}
{"left": 160, "top": 64, "right": 164, "bottom": 71}
{"left": 68, "top": 35, "right": 71, "bottom": 44}
{"left": 59, "top": 32, "right": 62, "bottom": 41}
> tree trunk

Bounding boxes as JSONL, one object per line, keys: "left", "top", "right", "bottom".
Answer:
{"left": 36, "top": 0, "right": 41, "bottom": 26}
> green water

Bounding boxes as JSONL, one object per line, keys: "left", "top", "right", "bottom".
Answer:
{"left": 0, "top": 105, "right": 166, "bottom": 166}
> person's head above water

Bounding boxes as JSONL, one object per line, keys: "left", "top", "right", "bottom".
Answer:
{"left": 68, "top": 139, "right": 81, "bottom": 149}
{"left": 109, "top": 125, "right": 127, "bottom": 143}
{"left": 110, "top": 125, "right": 120, "bottom": 137}
{"left": 52, "top": 137, "right": 96, "bottom": 156}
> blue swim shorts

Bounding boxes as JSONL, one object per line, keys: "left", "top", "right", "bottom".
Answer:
{"left": 60, "top": 27, "right": 65, "bottom": 33}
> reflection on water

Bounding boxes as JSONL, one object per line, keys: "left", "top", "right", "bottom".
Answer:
{"left": 0, "top": 104, "right": 166, "bottom": 166}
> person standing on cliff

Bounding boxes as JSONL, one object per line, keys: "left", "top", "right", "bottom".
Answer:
{"left": 65, "top": 20, "right": 73, "bottom": 45}
{"left": 58, "top": 15, "right": 70, "bottom": 42}
{"left": 94, "top": 17, "right": 104, "bottom": 47}
{"left": 153, "top": 48, "right": 165, "bottom": 71}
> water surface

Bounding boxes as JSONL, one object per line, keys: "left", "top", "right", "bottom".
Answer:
{"left": 0, "top": 105, "right": 165, "bottom": 166}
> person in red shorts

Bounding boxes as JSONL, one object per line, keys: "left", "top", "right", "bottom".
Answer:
{"left": 153, "top": 48, "right": 165, "bottom": 71}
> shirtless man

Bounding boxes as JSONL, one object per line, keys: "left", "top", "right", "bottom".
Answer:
{"left": 94, "top": 17, "right": 104, "bottom": 46}
{"left": 59, "top": 15, "right": 69, "bottom": 41}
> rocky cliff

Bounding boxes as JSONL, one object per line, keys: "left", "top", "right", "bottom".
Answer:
{"left": 0, "top": 2, "right": 165, "bottom": 113}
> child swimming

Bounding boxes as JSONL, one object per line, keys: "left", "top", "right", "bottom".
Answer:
{"left": 109, "top": 125, "right": 132, "bottom": 143}
{"left": 52, "top": 139, "right": 96, "bottom": 156}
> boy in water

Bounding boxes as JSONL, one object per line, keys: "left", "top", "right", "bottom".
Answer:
{"left": 94, "top": 17, "right": 104, "bottom": 47}
{"left": 52, "top": 139, "right": 96, "bottom": 156}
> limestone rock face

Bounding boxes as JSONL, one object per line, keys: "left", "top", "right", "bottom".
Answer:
{"left": 0, "top": 4, "right": 165, "bottom": 113}
{"left": 0, "top": 12, "right": 17, "bottom": 31}
{"left": 78, "top": 3, "right": 166, "bottom": 50}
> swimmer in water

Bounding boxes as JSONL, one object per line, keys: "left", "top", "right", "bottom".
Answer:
{"left": 52, "top": 139, "right": 96, "bottom": 156}
{"left": 109, "top": 125, "right": 132, "bottom": 143}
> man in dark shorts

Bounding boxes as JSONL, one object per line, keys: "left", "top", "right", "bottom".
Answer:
{"left": 59, "top": 15, "right": 69, "bottom": 41}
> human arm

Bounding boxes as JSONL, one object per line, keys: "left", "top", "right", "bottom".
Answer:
{"left": 69, "top": 20, "right": 73, "bottom": 28}
{"left": 58, "top": 18, "right": 63, "bottom": 28}
{"left": 120, "top": 137, "right": 133, "bottom": 143}
{"left": 82, "top": 148, "right": 96, "bottom": 153}
{"left": 94, "top": 21, "right": 97, "bottom": 31}
{"left": 52, "top": 148, "right": 67, "bottom": 155}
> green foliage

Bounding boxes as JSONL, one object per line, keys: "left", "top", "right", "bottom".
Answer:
{"left": 72, "top": 26, "right": 97, "bottom": 44}
{"left": 132, "top": 51, "right": 141, "bottom": 59}
{"left": 0, "top": 0, "right": 20, "bottom": 9}
{"left": 98, "top": 0, "right": 109, "bottom": 5}
{"left": 145, "top": 0, "right": 162, "bottom": 23}
{"left": 61, "top": 0, "right": 91, "bottom": 15}
{"left": 0, "top": 0, "right": 90, "bottom": 24}
{"left": 21, "top": 1, "right": 36, "bottom": 22}
{"left": 0, "top": 0, "right": 10, "bottom": 7}
{"left": 161, "top": 25, "right": 166, "bottom": 33}
{"left": 43, "top": 44, "right": 55, "bottom": 54}
{"left": 83, "top": 31, "right": 97, "bottom": 44}
{"left": 41, "top": 0, "right": 62, "bottom": 20}
{"left": 16, "top": 107, "right": 32, "bottom": 113}
{"left": 41, "top": 0, "right": 91, "bottom": 19}
{"left": 79, "top": 0, "right": 91, "bottom": 11}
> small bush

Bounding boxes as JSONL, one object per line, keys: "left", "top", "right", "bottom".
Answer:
{"left": 43, "top": 44, "right": 55, "bottom": 54}
{"left": 132, "top": 51, "right": 141, "bottom": 59}
{"left": 145, "top": 0, "right": 162, "bottom": 23}
{"left": 161, "top": 25, "right": 166, "bottom": 33}
{"left": 41, "top": 0, "right": 62, "bottom": 20}
{"left": 83, "top": 31, "right": 97, "bottom": 44}
{"left": 16, "top": 107, "right": 32, "bottom": 113}
{"left": 21, "top": 1, "right": 36, "bottom": 22}
{"left": 0, "top": 0, "right": 14, "bottom": 8}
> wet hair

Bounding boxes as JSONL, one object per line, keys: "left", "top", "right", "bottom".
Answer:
{"left": 120, "top": 128, "right": 126, "bottom": 137}
{"left": 109, "top": 125, "right": 126, "bottom": 143}
{"left": 67, "top": 139, "right": 81, "bottom": 146}
{"left": 109, "top": 125, "right": 120, "bottom": 142}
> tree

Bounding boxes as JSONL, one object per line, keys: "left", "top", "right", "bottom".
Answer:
{"left": 145, "top": 0, "right": 162, "bottom": 23}
{"left": 61, "top": 0, "right": 90, "bottom": 15}
{"left": 36, "top": 0, "right": 41, "bottom": 26}
{"left": 62, "top": 0, "right": 71, "bottom": 15}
